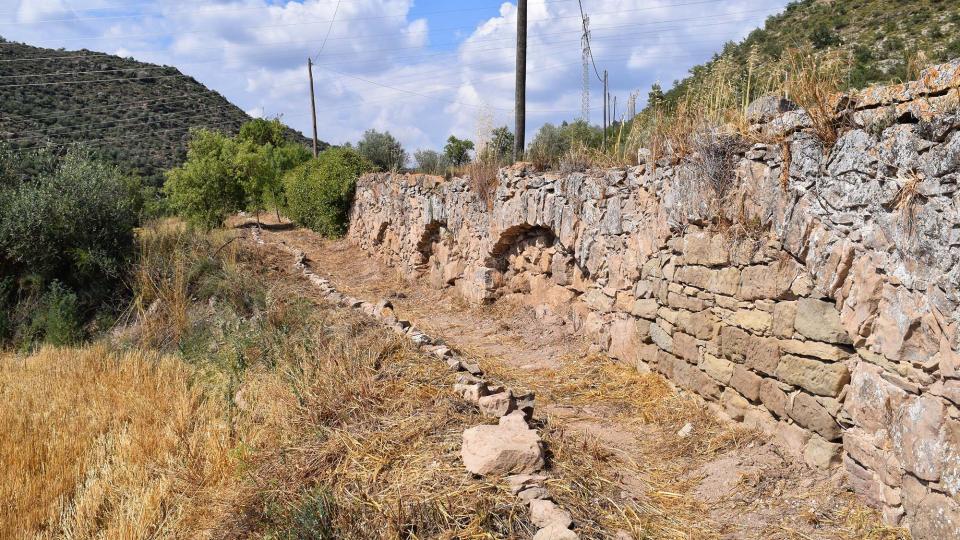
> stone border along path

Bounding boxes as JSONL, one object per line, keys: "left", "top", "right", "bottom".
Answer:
{"left": 249, "top": 227, "right": 580, "bottom": 540}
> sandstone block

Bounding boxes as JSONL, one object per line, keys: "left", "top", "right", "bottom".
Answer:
{"left": 844, "top": 363, "right": 909, "bottom": 432}
{"left": 739, "top": 259, "right": 803, "bottom": 301}
{"left": 789, "top": 392, "right": 841, "bottom": 440}
{"left": 730, "top": 365, "right": 762, "bottom": 401}
{"left": 679, "top": 231, "right": 729, "bottom": 267}
{"left": 667, "top": 292, "right": 705, "bottom": 312}
{"left": 721, "top": 388, "right": 750, "bottom": 421}
{"left": 609, "top": 317, "right": 651, "bottom": 365}
{"left": 478, "top": 391, "right": 516, "bottom": 417}
{"left": 702, "top": 353, "right": 735, "bottom": 384}
{"left": 462, "top": 421, "right": 544, "bottom": 476}
{"left": 775, "top": 354, "right": 849, "bottom": 397}
{"left": 892, "top": 395, "right": 945, "bottom": 482}
{"left": 672, "top": 360, "right": 722, "bottom": 401}
{"left": 650, "top": 323, "right": 673, "bottom": 353}
{"left": 804, "top": 435, "right": 842, "bottom": 469}
{"left": 778, "top": 339, "right": 851, "bottom": 361}
{"left": 730, "top": 309, "right": 773, "bottom": 334}
{"left": 909, "top": 490, "right": 960, "bottom": 540}
{"left": 794, "top": 298, "right": 851, "bottom": 344}
{"left": 775, "top": 420, "right": 811, "bottom": 455}
{"left": 758, "top": 378, "right": 791, "bottom": 419}
{"left": 529, "top": 499, "right": 573, "bottom": 529}
{"left": 583, "top": 288, "right": 615, "bottom": 312}
{"left": 675, "top": 310, "right": 717, "bottom": 340}
{"left": 772, "top": 301, "right": 797, "bottom": 338}
{"left": 843, "top": 429, "right": 904, "bottom": 487}
{"left": 533, "top": 524, "right": 579, "bottom": 540}
{"left": 744, "top": 336, "right": 780, "bottom": 376}
{"left": 631, "top": 298, "right": 659, "bottom": 320}
{"left": 744, "top": 407, "right": 777, "bottom": 434}
{"left": 720, "top": 325, "right": 750, "bottom": 360}
{"left": 673, "top": 332, "right": 699, "bottom": 363}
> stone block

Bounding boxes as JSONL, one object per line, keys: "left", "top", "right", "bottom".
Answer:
{"left": 730, "top": 309, "right": 773, "bottom": 334}
{"left": 789, "top": 392, "right": 842, "bottom": 440}
{"left": 674, "top": 310, "right": 717, "bottom": 340}
{"left": 461, "top": 421, "right": 544, "bottom": 476}
{"left": 583, "top": 288, "right": 615, "bottom": 312}
{"left": 609, "top": 317, "right": 652, "bottom": 365}
{"left": 649, "top": 323, "right": 673, "bottom": 353}
{"left": 673, "top": 332, "right": 700, "bottom": 363}
{"left": 804, "top": 435, "right": 842, "bottom": 469}
{"left": 739, "top": 258, "right": 804, "bottom": 301}
{"left": 843, "top": 428, "right": 904, "bottom": 487}
{"left": 668, "top": 292, "right": 705, "bottom": 312}
{"left": 679, "top": 231, "right": 729, "bottom": 267}
{"left": 772, "top": 301, "right": 797, "bottom": 338}
{"left": 844, "top": 363, "right": 909, "bottom": 432}
{"left": 892, "top": 395, "right": 946, "bottom": 482}
{"left": 730, "top": 365, "right": 762, "bottom": 401}
{"left": 702, "top": 353, "right": 735, "bottom": 384}
{"left": 744, "top": 336, "right": 780, "bottom": 376}
{"left": 758, "top": 378, "right": 791, "bottom": 419}
{"left": 672, "top": 361, "right": 722, "bottom": 401}
{"left": 778, "top": 339, "right": 851, "bottom": 361}
{"left": 721, "top": 388, "right": 750, "bottom": 421}
{"left": 794, "top": 298, "right": 851, "bottom": 344}
{"left": 775, "top": 420, "right": 811, "bottom": 455}
{"left": 720, "top": 325, "right": 750, "bottom": 360}
{"left": 775, "top": 354, "right": 850, "bottom": 397}
{"left": 631, "top": 298, "right": 659, "bottom": 320}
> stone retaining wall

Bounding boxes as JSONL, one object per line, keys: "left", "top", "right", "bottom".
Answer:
{"left": 348, "top": 61, "right": 960, "bottom": 538}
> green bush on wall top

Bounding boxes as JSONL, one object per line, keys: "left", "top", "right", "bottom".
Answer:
{"left": 284, "top": 147, "right": 373, "bottom": 238}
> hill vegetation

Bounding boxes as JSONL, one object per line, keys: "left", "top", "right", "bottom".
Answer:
{"left": 0, "top": 38, "right": 322, "bottom": 186}
{"left": 639, "top": 0, "right": 960, "bottom": 126}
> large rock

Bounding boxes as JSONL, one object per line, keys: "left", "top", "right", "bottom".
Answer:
{"left": 529, "top": 499, "right": 573, "bottom": 529}
{"left": 891, "top": 396, "right": 945, "bottom": 482}
{"left": 461, "top": 416, "right": 544, "bottom": 476}
{"left": 775, "top": 354, "right": 850, "bottom": 397}
{"left": 533, "top": 524, "right": 579, "bottom": 540}
{"left": 794, "top": 298, "right": 852, "bottom": 344}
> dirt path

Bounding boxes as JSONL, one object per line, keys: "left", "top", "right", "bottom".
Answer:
{"left": 249, "top": 217, "right": 903, "bottom": 540}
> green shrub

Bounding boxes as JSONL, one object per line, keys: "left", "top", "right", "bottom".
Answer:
{"left": 0, "top": 148, "right": 142, "bottom": 346}
{"left": 30, "top": 282, "right": 84, "bottom": 347}
{"left": 414, "top": 149, "right": 448, "bottom": 174}
{"left": 284, "top": 147, "right": 373, "bottom": 238}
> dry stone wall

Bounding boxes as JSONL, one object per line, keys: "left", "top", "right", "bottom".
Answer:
{"left": 349, "top": 61, "right": 960, "bottom": 538}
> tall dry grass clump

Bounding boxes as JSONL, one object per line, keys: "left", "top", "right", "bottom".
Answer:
{"left": 783, "top": 48, "right": 851, "bottom": 147}
{"left": 0, "top": 344, "right": 234, "bottom": 539}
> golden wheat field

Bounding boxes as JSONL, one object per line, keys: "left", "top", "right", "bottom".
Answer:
{"left": 0, "top": 345, "right": 233, "bottom": 539}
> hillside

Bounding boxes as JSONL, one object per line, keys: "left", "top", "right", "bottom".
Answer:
{"left": 650, "top": 0, "right": 960, "bottom": 112}
{"left": 0, "top": 38, "right": 320, "bottom": 186}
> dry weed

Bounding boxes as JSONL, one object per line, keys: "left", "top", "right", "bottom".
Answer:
{"left": 460, "top": 159, "right": 500, "bottom": 211}
{"left": 783, "top": 48, "right": 851, "bottom": 147}
{"left": 0, "top": 344, "right": 234, "bottom": 539}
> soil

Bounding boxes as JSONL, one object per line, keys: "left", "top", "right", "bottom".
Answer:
{"left": 240, "top": 216, "right": 898, "bottom": 540}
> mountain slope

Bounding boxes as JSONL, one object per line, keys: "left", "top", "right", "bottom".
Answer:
{"left": 0, "top": 38, "right": 320, "bottom": 186}
{"left": 651, "top": 0, "right": 960, "bottom": 113}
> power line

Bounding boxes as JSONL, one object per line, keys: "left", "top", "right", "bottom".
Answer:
{"left": 312, "top": 0, "right": 342, "bottom": 61}
{"left": 0, "top": 3, "right": 775, "bottom": 48}
{"left": 0, "top": 13, "right": 776, "bottom": 84}
{"left": 577, "top": 0, "right": 603, "bottom": 83}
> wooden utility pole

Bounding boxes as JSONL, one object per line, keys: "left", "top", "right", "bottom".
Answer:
{"left": 602, "top": 69, "right": 608, "bottom": 149}
{"left": 514, "top": 0, "right": 527, "bottom": 162}
{"left": 308, "top": 58, "right": 319, "bottom": 158}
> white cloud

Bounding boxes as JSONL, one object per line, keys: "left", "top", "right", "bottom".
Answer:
{"left": 0, "top": 0, "right": 790, "bottom": 152}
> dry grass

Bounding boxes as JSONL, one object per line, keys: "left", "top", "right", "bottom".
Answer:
{"left": 459, "top": 159, "right": 500, "bottom": 211}
{"left": 782, "top": 48, "right": 850, "bottom": 148}
{"left": 0, "top": 344, "right": 234, "bottom": 539}
{"left": 2, "top": 221, "right": 528, "bottom": 539}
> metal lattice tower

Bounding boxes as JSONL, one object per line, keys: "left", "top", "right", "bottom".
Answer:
{"left": 580, "top": 15, "right": 590, "bottom": 122}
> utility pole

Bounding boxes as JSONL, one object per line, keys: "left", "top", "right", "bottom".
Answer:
{"left": 514, "top": 0, "right": 527, "bottom": 162}
{"left": 602, "top": 69, "right": 608, "bottom": 149}
{"left": 308, "top": 58, "right": 319, "bottom": 158}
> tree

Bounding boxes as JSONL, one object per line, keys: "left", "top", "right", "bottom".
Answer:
{"left": 414, "top": 149, "right": 447, "bottom": 174}
{"left": 647, "top": 83, "right": 665, "bottom": 110}
{"left": 443, "top": 135, "right": 474, "bottom": 167}
{"left": 357, "top": 129, "right": 407, "bottom": 171}
{"left": 480, "top": 126, "right": 514, "bottom": 164}
{"left": 163, "top": 128, "right": 245, "bottom": 229}
{"left": 284, "top": 147, "right": 374, "bottom": 237}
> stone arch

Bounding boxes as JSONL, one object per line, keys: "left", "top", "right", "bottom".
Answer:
{"left": 484, "top": 224, "right": 580, "bottom": 312}
{"left": 415, "top": 220, "right": 447, "bottom": 268}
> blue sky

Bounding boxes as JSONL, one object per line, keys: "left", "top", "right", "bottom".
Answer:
{"left": 0, "top": 0, "right": 790, "bottom": 156}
